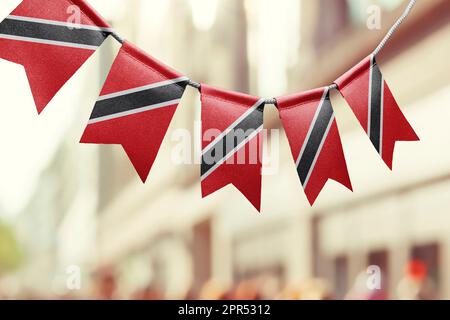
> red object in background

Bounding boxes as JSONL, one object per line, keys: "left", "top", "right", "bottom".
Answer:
{"left": 0, "top": 0, "right": 112, "bottom": 113}
{"left": 335, "top": 55, "right": 419, "bottom": 169}
{"left": 407, "top": 260, "right": 428, "bottom": 281}
{"left": 200, "top": 85, "right": 265, "bottom": 211}
{"left": 81, "top": 41, "right": 189, "bottom": 182}
{"left": 277, "top": 87, "right": 352, "bottom": 205}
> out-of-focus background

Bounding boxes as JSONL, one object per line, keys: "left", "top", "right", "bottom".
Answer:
{"left": 0, "top": 0, "right": 450, "bottom": 300}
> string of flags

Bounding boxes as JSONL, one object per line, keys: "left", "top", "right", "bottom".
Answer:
{"left": 0, "top": 0, "right": 419, "bottom": 212}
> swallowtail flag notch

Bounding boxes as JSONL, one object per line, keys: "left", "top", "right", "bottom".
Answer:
{"left": 200, "top": 85, "right": 265, "bottom": 211}
{"left": 277, "top": 87, "right": 352, "bottom": 205}
{"left": 0, "top": 0, "right": 112, "bottom": 113}
{"left": 335, "top": 55, "right": 419, "bottom": 169}
{"left": 81, "top": 41, "right": 189, "bottom": 183}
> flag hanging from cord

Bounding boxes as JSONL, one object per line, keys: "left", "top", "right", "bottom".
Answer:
{"left": 0, "top": 0, "right": 420, "bottom": 212}
{"left": 0, "top": 0, "right": 112, "bottom": 113}
{"left": 335, "top": 55, "right": 419, "bottom": 169}
{"left": 277, "top": 87, "right": 352, "bottom": 204}
{"left": 81, "top": 41, "right": 189, "bottom": 182}
{"left": 201, "top": 85, "right": 265, "bottom": 211}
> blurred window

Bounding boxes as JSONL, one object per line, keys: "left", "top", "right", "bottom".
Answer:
{"left": 333, "top": 255, "right": 348, "bottom": 299}
{"left": 368, "top": 250, "right": 389, "bottom": 299}
{"left": 314, "top": 0, "right": 349, "bottom": 49}
{"left": 192, "top": 220, "right": 212, "bottom": 294}
{"left": 346, "top": 0, "right": 405, "bottom": 25}
{"left": 411, "top": 243, "right": 440, "bottom": 296}
{"left": 314, "top": 0, "right": 406, "bottom": 50}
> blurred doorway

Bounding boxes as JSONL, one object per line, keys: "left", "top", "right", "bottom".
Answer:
{"left": 368, "top": 250, "right": 389, "bottom": 299}
{"left": 333, "top": 255, "right": 348, "bottom": 300}
{"left": 410, "top": 243, "right": 440, "bottom": 299}
{"left": 192, "top": 219, "right": 212, "bottom": 295}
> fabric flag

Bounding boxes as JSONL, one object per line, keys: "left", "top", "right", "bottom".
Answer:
{"left": 335, "top": 54, "right": 419, "bottom": 169}
{"left": 201, "top": 85, "right": 265, "bottom": 211}
{"left": 277, "top": 87, "right": 352, "bottom": 205}
{"left": 81, "top": 41, "right": 189, "bottom": 183}
{"left": 0, "top": 0, "right": 112, "bottom": 113}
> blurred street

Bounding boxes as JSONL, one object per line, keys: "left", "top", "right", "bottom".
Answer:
{"left": 1, "top": 0, "right": 450, "bottom": 300}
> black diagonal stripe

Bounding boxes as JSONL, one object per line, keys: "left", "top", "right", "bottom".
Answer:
{"left": 369, "top": 59, "right": 383, "bottom": 154}
{"left": 201, "top": 102, "right": 264, "bottom": 178}
{"left": 297, "top": 92, "right": 334, "bottom": 186}
{"left": 0, "top": 18, "right": 110, "bottom": 47}
{"left": 89, "top": 81, "right": 188, "bottom": 120}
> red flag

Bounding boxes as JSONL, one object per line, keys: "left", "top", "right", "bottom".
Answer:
{"left": 0, "top": 0, "right": 112, "bottom": 113}
{"left": 277, "top": 87, "right": 352, "bottom": 205}
{"left": 335, "top": 55, "right": 419, "bottom": 169}
{"left": 81, "top": 41, "right": 189, "bottom": 182}
{"left": 201, "top": 85, "right": 265, "bottom": 211}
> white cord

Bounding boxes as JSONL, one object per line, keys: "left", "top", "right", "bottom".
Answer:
{"left": 373, "top": 0, "right": 417, "bottom": 56}
{"left": 127, "top": 0, "right": 418, "bottom": 103}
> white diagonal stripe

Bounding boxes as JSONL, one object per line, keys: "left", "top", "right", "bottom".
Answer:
{"left": 201, "top": 125, "right": 263, "bottom": 181}
{"left": 0, "top": 33, "right": 99, "bottom": 50}
{"left": 97, "top": 77, "right": 189, "bottom": 102}
{"left": 296, "top": 88, "right": 329, "bottom": 167}
{"left": 367, "top": 54, "right": 375, "bottom": 135}
{"left": 7, "top": 15, "right": 114, "bottom": 33}
{"left": 88, "top": 99, "right": 181, "bottom": 124}
{"left": 303, "top": 113, "right": 335, "bottom": 189}
{"left": 202, "top": 98, "right": 265, "bottom": 156}
{"left": 379, "top": 73, "right": 384, "bottom": 158}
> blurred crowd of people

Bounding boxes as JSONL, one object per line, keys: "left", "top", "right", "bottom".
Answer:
{"left": 87, "top": 259, "right": 438, "bottom": 300}
{"left": 1, "top": 259, "right": 434, "bottom": 300}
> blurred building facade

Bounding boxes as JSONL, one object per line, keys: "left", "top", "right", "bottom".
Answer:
{"left": 302, "top": 0, "right": 450, "bottom": 300}
{"left": 2, "top": 0, "right": 450, "bottom": 300}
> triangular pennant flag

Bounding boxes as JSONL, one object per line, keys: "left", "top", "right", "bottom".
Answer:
{"left": 335, "top": 54, "right": 419, "bottom": 169}
{"left": 200, "top": 85, "right": 265, "bottom": 211}
{"left": 0, "top": 0, "right": 112, "bottom": 113}
{"left": 81, "top": 41, "right": 189, "bottom": 182}
{"left": 277, "top": 87, "right": 352, "bottom": 205}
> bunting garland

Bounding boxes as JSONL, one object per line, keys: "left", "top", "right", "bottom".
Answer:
{"left": 0, "top": 0, "right": 420, "bottom": 211}
{"left": 0, "top": 0, "right": 112, "bottom": 113}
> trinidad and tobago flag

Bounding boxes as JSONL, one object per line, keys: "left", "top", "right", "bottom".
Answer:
{"left": 277, "top": 87, "right": 352, "bottom": 205}
{"left": 200, "top": 85, "right": 265, "bottom": 211}
{"left": 81, "top": 41, "right": 189, "bottom": 183}
{"left": 335, "top": 55, "right": 419, "bottom": 169}
{"left": 0, "top": 0, "right": 112, "bottom": 113}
